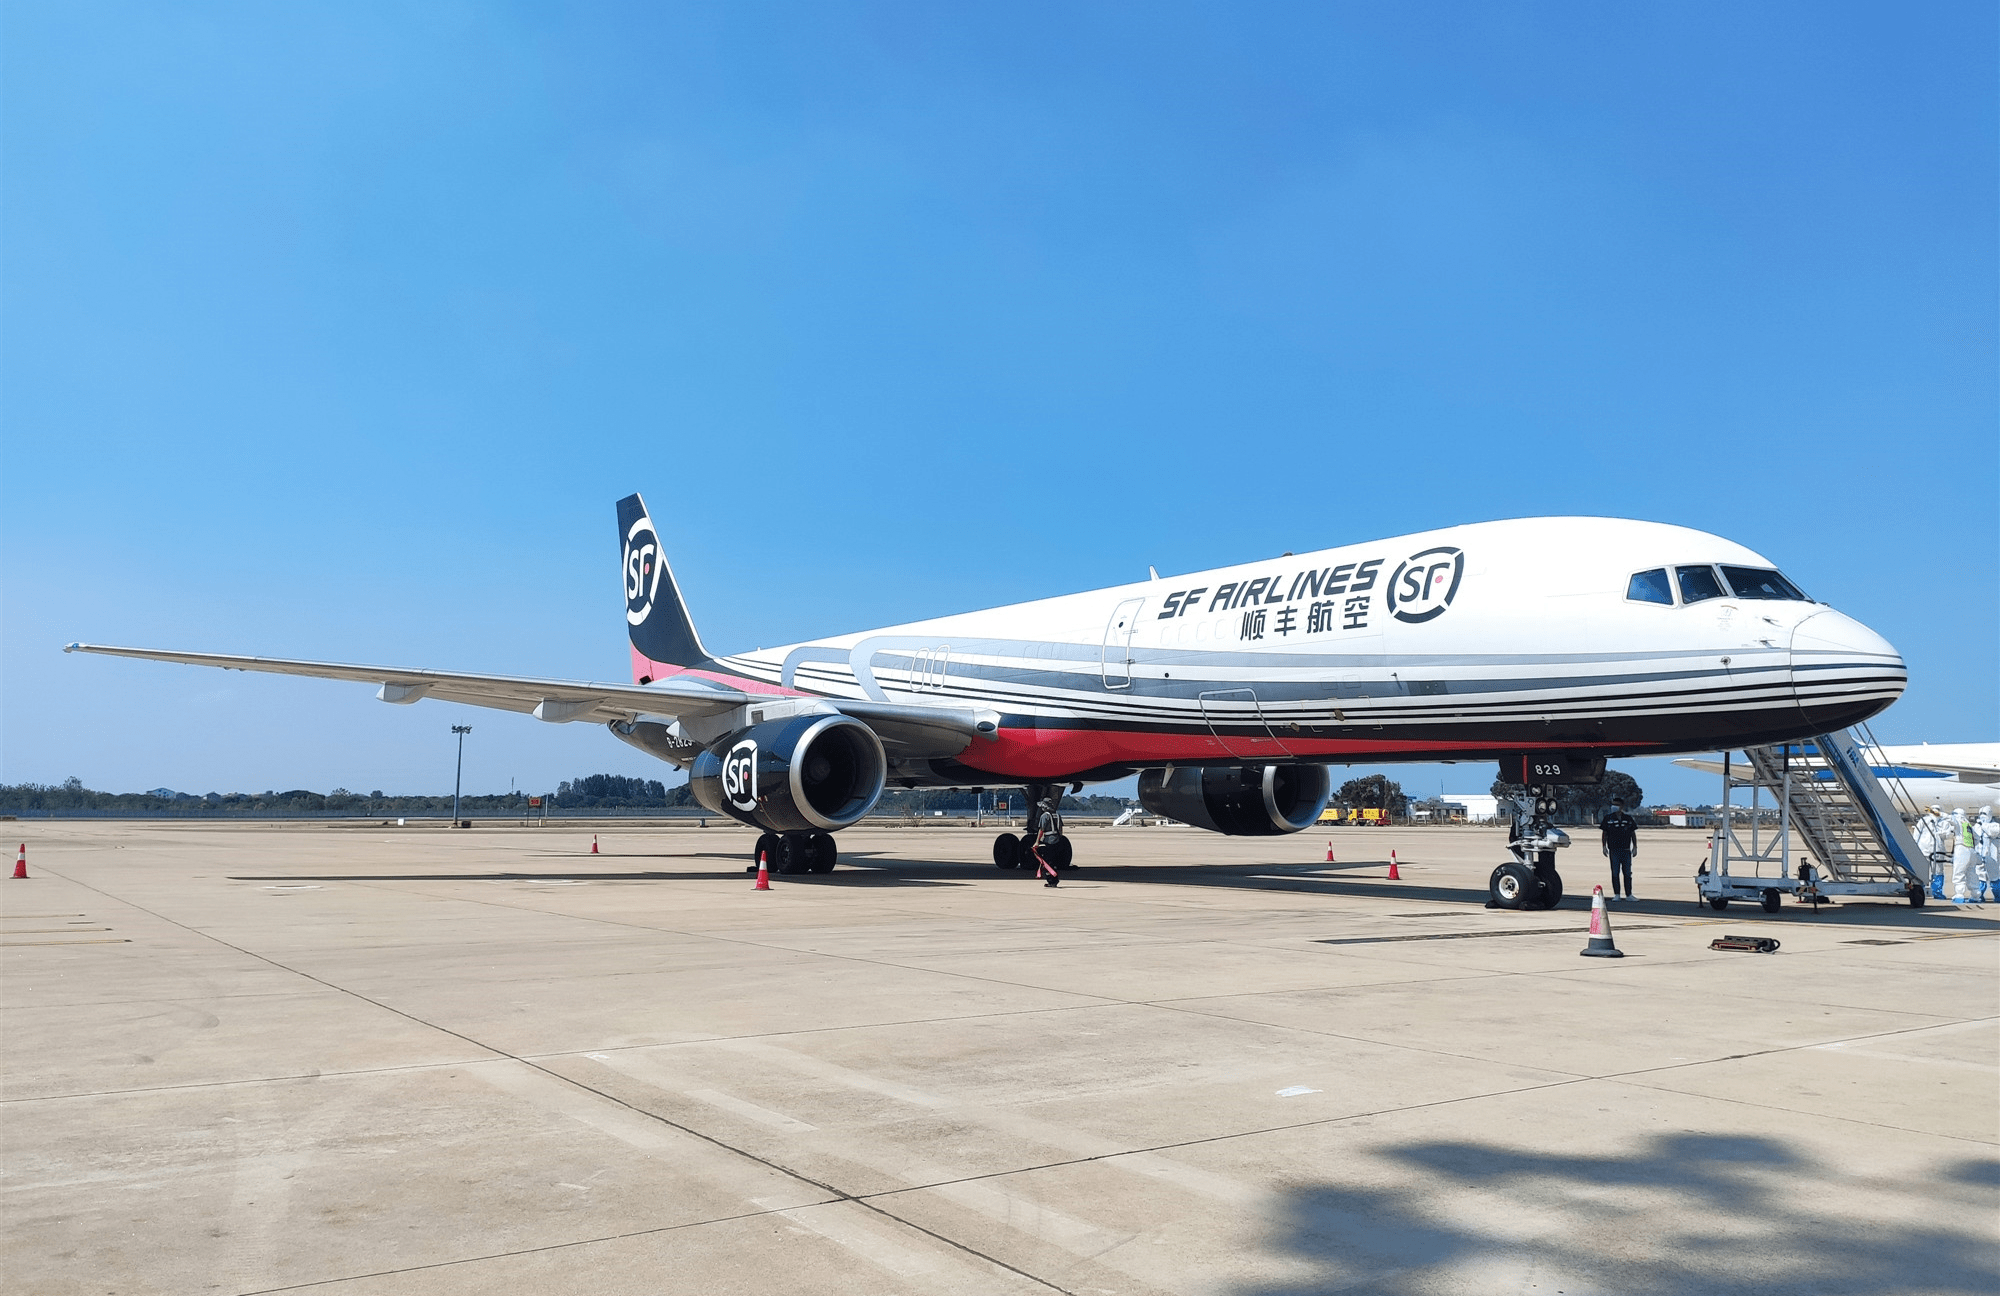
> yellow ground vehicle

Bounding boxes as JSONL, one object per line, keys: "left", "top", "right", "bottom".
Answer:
{"left": 1317, "top": 806, "right": 1389, "bottom": 825}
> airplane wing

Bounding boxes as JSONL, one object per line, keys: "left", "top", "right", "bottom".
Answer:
{"left": 64, "top": 642, "right": 999, "bottom": 757}
{"left": 63, "top": 642, "right": 753, "bottom": 725}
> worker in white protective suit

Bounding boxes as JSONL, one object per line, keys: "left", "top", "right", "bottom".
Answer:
{"left": 1949, "top": 809, "right": 1979, "bottom": 905}
{"left": 1916, "top": 805, "right": 1949, "bottom": 898}
{"left": 1974, "top": 807, "right": 1998, "bottom": 903}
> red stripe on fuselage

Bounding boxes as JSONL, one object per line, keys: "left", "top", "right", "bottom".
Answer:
{"left": 628, "top": 647, "right": 806, "bottom": 697}
{"left": 954, "top": 726, "right": 1657, "bottom": 779}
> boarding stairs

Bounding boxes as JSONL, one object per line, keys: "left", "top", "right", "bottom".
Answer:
{"left": 1700, "top": 726, "right": 1929, "bottom": 910}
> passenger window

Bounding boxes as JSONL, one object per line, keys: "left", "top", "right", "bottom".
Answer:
{"left": 1676, "top": 565, "right": 1726, "bottom": 604}
{"left": 1720, "top": 565, "right": 1809, "bottom": 601}
{"left": 1626, "top": 569, "right": 1673, "bottom": 605}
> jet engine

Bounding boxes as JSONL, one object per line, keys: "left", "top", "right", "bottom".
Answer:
{"left": 690, "top": 714, "right": 887, "bottom": 833}
{"left": 1137, "top": 764, "right": 1332, "bottom": 836}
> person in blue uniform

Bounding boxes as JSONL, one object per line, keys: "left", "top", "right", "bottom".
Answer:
{"left": 1600, "top": 806, "right": 1639, "bottom": 900}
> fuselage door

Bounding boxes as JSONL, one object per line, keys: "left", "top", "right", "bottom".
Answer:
{"left": 1199, "top": 688, "right": 1289, "bottom": 758}
{"left": 1102, "top": 597, "right": 1146, "bottom": 689}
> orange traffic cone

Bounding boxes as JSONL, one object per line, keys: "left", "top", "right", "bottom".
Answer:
{"left": 1386, "top": 849, "right": 1400, "bottom": 881}
{"left": 1580, "top": 886, "right": 1623, "bottom": 958}
{"left": 754, "top": 852, "right": 771, "bottom": 890}
{"left": 590, "top": 835, "right": 599, "bottom": 854}
{"left": 11, "top": 843, "right": 25, "bottom": 879}
{"left": 1325, "top": 840, "right": 1335, "bottom": 862}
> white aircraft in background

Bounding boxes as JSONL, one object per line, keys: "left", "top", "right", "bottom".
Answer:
{"left": 69, "top": 493, "right": 1905, "bottom": 909}
{"left": 1677, "top": 743, "right": 2000, "bottom": 813}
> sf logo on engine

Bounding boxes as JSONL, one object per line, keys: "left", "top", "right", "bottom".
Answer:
{"left": 1387, "top": 546, "right": 1465, "bottom": 624}
{"left": 721, "top": 740, "right": 759, "bottom": 813}
{"left": 624, "top": 516, "right": 663, "bottom": 626}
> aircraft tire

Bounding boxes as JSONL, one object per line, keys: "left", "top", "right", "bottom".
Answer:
{"left": 1489, "top": 862, "right": 1536, "bottom": 910}
{"left": 776, "top": 833, "right": 813, "bottom": 875}
{"left": 1048, "top": 836, "right": 1074, "bottom": 870}
{"left": 1760, "top": 888, "right": 1781, "bottom": 913}
{"left": 752, "top": 831, "right": 781, "bottom": 874}
{"left": 808, "top": 831, "right": 838, "bottom": 873}
{"left": 1538, "top": 869, "right": 1563, "bottom": 908}
{"left": 993, "top": 833, "right": 1023, "bottom": 870}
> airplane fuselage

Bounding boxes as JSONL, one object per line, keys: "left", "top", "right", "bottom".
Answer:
{"left": 640, "top": 517, "right": 1904, "bottom": 786}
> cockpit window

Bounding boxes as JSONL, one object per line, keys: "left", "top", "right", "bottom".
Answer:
{"left": 1626, "top": 569, "right": 1673, "bottom": 605}
{"left": 1720, "top": 565, "right": 1809, "bottom": 601}
{"left": 1676, "top": 565, "right": 1726, "bottom": 604}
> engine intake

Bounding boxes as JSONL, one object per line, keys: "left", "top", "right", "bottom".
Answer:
{"left": 1137, "top": 764, "right": 1331, "bottom": 836}
{"left": 691, "top": 714, "right": 887, "bottom": 833}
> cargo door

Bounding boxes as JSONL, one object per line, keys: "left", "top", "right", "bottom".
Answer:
{"left": 1199, "top": 688, "right": 1290, "bottom": 759}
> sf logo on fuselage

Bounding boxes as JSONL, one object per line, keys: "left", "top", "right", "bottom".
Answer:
{"left": 1387, "top": 546, "right": 1465, "bottom": 624}
{"left": 624, "top": 516, "right": 664, "bottom": 626}
{"left": 721, "top": 740, "right": 759, "bottom": 813}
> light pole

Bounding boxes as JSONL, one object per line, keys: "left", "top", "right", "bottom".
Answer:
{"left": 452, "top": 725, "right": 472, "bottom": 823}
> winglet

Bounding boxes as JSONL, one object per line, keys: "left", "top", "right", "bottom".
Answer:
{"left": 617, "top": 493, "right": 709, "bottom": 681}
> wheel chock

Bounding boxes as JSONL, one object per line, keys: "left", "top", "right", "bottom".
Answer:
{"left": 1709, "top": 934, "right": 1780, "bottom": 953}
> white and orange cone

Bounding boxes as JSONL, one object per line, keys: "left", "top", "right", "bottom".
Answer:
{"left": 591, "top": 835, "right": 599, "bottom": 855}
{"left": 1325, "top": 840, "right": 1335, "bottom": 863}
{"left": 754, "top": 851, "right": 770, "bottom": 891}
{"left": 1387, "top": 849, "right": 1401, "bottom": 881}
{"left": 1580, "top": 885, "right": 1623, "bottom": 958}
{"left": 11, "top": 843, "right": 25, "bottom": 880}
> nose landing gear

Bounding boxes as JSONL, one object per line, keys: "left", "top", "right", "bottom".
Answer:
{"left": 1489, "top": 786, "right": 1569, "bottom": 910}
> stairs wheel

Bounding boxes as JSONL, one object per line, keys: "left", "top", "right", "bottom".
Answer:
{"left": 1760, "top": 888, "right": 1781, "bottom": 913}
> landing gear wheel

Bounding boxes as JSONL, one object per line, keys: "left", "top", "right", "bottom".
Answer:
{"left": 993, "top": 833, "right": 1023, "bottom": 870}
{"left": 807, "top": 831, "right": 838, "bottom": 874}
{"left": 1046, "top": 836, "right": 1074, "bottom": 871}
{"left": 1537, "top": 869, "right": 1564, "bottom": 908}
{"left": 776, "top": 833, "right": 812, "bottom": 875}
{"left": 1708, "top": 895, "right": 1730, "bottom": 911}
{"left": 751, "top": 831, "right": 781, "bottom": 875}
{"left": 1489, "top": 862, "right": 1536, "bottom": 910}
{"left": 1760, "top": 888, "right": 1781, "bottom": 913}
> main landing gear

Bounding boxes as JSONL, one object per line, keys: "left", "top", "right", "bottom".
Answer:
{"left": 749, "top": 830, "right": 838, "bottom": 876}
{"left": 1488, "top": 786, "right": 1570, "bottom": 910}
{"left": 993, "top": 783, "right": 1079, "bottom": 873}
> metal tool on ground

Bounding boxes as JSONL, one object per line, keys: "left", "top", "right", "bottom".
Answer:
{"left": 1697, "top": 726, "right": 1928, "bottom": 912}
{"left": 11, "top": 843, "right": 25, "bottom": 879}
{"left": 754, "top": 852, "right": 770, "bottom": 890}
{"left": 1579, "top": 885, "right": 1622, "bottom": 958}
{"left": 1387, "top": 849, "right": 1401, "bottom": 880}
{"left": 1709, "top": 934, "right": 1781, "bottom": 953}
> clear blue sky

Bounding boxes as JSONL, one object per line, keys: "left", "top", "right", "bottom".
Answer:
{"left": 3, "top": 2, "right": 1993, "bottom": 806}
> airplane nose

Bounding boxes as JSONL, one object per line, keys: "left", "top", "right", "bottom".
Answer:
{"left": 1790, "top": 609, "right": 1906, "bottom": 731}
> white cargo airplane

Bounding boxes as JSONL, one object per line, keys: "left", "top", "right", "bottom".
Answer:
{"left": 1676, "top": 743, "right": 2000, "bottom": 813}
{"left": 68, "top": 493, "right": 1905, "bottom": 908}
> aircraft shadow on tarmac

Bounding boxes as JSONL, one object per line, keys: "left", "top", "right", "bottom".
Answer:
{"left": 1233, "top": 1132, "right": 1999, "bottom": 1296}
{"left": 227, "top": 855, "right": 2000, "bottom": 927}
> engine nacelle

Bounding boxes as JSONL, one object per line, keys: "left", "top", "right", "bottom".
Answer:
{"left": 1137, "top": 764, "right": 1332, "bottom": 836}
{"left": 690, "top": 714, "right": 887, "bottom": 833}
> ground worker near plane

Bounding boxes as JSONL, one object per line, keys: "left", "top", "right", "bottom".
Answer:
{"left": 1949, "top": 808, "right": 1979, "bottom": 905}
{"left": 1600, "top": 805, "right": 1638, "bottom": 900}
{"left": 1974, "top": 806, "right": 1998, "bottom": 903}
{"left": 1916, "top": 804, "right": 1950, "bottom": 899}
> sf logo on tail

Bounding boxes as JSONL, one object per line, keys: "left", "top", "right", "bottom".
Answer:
{"left": 624, "top": 516, "right": 664, "bottom": 626}
{"left": 722, "top": 740, "right": 759, "bottom": 813}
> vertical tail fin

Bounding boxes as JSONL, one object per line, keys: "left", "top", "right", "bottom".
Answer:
{"left": 617, "top": 492, "right": 709, "bottom": 681}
